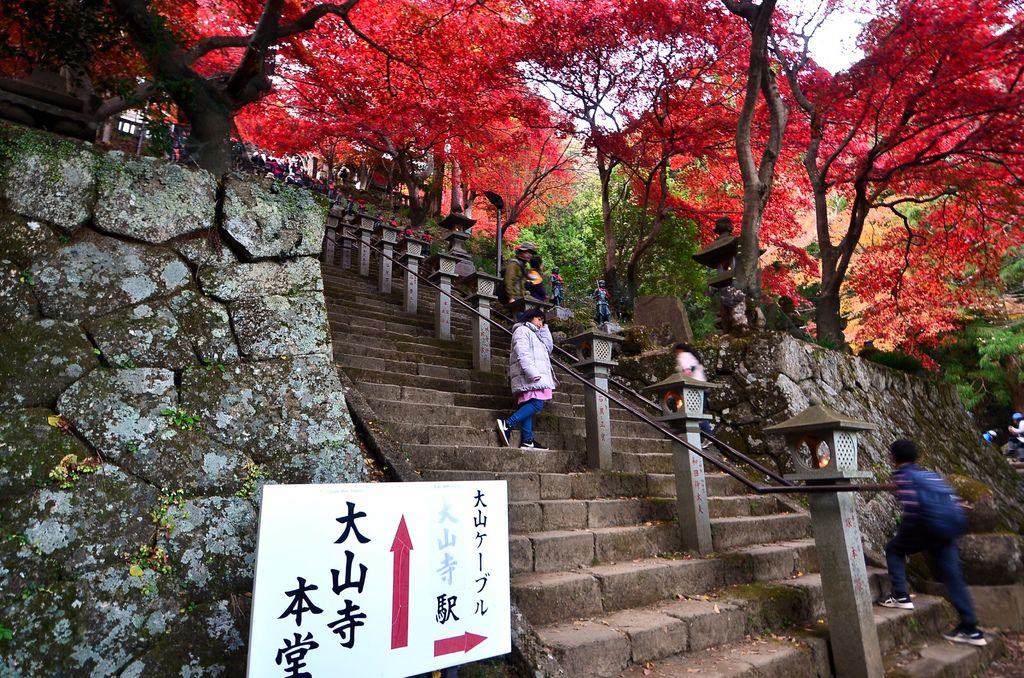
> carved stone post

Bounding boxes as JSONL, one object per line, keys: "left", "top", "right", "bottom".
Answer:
{"left": 643, "top": 374, "right": 715, "bottom": 555}
{"left": 354, "top": 212, "right": 374, "bottom": 278}
{"left": 398, "top": 237, "right": 427, "bottom": 314}
{"left": 459, "top": 271, "right": 501, "bottom": 372}
{"left": 323, "top": 204, "right": 344, "bottom": 265}
{"left": 428, "top": 253, "right": 459, "bottom": 341}
{"left": 564, "top": 331, "right": 622, "bottom": 470}
{"left": 339, "top": 222, "right": 356, "bottom": 270}
{"left": 765, "top": 399, "right": 882, "bottom": 678}
{"left": 374, "top": 220, "right": 401, "bottom": 294}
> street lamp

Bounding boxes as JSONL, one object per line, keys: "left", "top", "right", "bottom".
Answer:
{"left": 483, "top": 191, "right": 505, "bottom": 273}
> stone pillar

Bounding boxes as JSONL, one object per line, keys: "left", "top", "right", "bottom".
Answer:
{"left": 808, "top": 486, "right": 883, "bottom": 678}
{"left": 460, "top": 271, "right": 501, "bottom": 372}
{"left": 642, "top": 375, "right": 715, "bottom": 555}
{"left": 339, "top": 223, "right": 356, "bottom": 270}
{"left": 429, "top": 253, "right": 459, "bottom": 341}
{"left": 374, "top": 221, "right": 401, "bottom": 294}
{"left": 354, "top": 213, "right": 374, "bottom": 278}
{"left": 398, "top": 237, "right": 427, "bottom": 314}
{"left": 323, "top": 204, "right": 344, "bottom": 265}
{"left": 564, "top": 331, "right": 622, "bottom": 470}
{"left": 766, "top": 399, "right": 882, "bottom": 678}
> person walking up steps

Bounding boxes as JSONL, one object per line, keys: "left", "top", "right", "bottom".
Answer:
{"left": 875, "top": 439, "right": 986, "bottom": 646}
{"left": 496, "top": 308, "right": 557, "bottom": 450}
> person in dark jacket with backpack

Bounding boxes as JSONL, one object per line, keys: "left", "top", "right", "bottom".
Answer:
{"left": 876, "top": 439, "right": 986, "bottom": 646}
{"left": 502, "top": 242, "right": 537, "bottom": 305}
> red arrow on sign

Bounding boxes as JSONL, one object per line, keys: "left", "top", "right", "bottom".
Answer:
{"left": 390, "top": 515, "right": 413, "bottom": 649}
{"left": 433, "top": 632, "right": 487, "bottom": 657}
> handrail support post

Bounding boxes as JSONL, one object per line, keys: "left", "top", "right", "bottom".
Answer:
{"left": 398, "top": 238, "right": 427, "bottom": 314}
{"left": 375, "top": 221, "right": 401, "bottom": 294}
{"left": 460, "top": 271, "right": 501, "bottom": 372}
{"left": 564, "top": 330, "right": 622, "bottom": 471}
{"left": 355, "top": 212, "right": 374, "bottom": 278}
{"left": 428, "top": 253, "right": 459, "bottom": 341}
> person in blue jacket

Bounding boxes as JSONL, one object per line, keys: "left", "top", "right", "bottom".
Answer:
{"left": 875, "top": 439, "right": 986, "bottom": 646}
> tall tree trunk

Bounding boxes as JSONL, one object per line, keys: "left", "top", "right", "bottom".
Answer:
{"left": 450, "top": 160, "right": 463, "bottom": 213}
{"left": 426, "top": 158, "right": 445, "bottom": 220}
{"left": 724, "top": 0, "right": 787, "bottom": 308}
{"left": 397, "top": 153, "right": 428, "bottom": 227}
{"left": 597, "top": 152, "right": 620, "bottom": 307}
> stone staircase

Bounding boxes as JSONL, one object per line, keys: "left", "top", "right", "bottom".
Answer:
{"left": 322, "top": 257, "right": 1003, "bottom": 677}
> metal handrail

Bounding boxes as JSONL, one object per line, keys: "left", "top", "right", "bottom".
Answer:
{"left": 333, "top": 236, "right": 895, "bottom": 496}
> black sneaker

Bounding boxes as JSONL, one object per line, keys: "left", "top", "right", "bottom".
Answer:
{"left": 875, "top": 593, "right": 914, "bottom": 610}
{"left": 496, "top": 419, "right": 510, "bottom": 447}
{"left": 943, "top": 626, "right": 987, "bottom": 646}
{"left": 520, "top": 439, "right": 549, "bottom": 451}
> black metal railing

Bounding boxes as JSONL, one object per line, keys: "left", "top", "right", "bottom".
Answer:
{"left": 326, "top": 233, "right": 895, "bottom": 496}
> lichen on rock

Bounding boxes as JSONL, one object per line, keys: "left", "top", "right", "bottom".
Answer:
{"left": 198, "top": 257, "right": 323, "bottom": 303}
{"left": 221, "top": 175, "right": 327, "bottom": 259}
{"left": 94, "top": 153, "right": 216, "bottom": 244}
{"left": 230, "top": 291, "right": 331, "bottom": 359}
{"left": 29, "top": 232, "right": 190, "bottom": 322}
{"left": 0, "top": 260, "right": 38, "bottom": 332}
{"left": 0, "top": 124, "right": 97, "bottom": 232}
{"left": 0, "top": 408, "right": 89, "bottom": 500}
{"left": 0, "top": 319, "right": 98, "bottom": 408}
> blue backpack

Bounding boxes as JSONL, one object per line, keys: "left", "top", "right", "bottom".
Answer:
{"left": 911, "top": 470, "right": 967, "bottom": 540}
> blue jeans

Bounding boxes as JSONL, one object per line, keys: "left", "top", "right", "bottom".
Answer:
{"left": 506, "top": 398, "right": 545, "bottom": 444}
{"left": 885, "top": 528, "right": 976, "bottom": 627}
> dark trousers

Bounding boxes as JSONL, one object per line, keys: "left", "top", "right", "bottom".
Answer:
{"left": 885, "top": 528, "right": 977, "bottom": 628}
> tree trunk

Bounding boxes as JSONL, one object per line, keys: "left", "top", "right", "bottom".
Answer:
{"left": 426, "top": 157, "right": 445, "bottom": 220}
{"left": 450, "top": 160, "right": 463, "bottom": 213}
{"left": 597, "top": 154, "right": 620, "bottom": 308}
{"left": 814, "top": 283, "right": 843, "bottom": 346}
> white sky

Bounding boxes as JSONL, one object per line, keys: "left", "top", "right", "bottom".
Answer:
{"left": 800, "top": 2, "right": 876, "bottom": 74}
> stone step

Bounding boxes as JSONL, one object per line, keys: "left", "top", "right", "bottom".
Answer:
{"left": 364, "top": 398, "right": 657, "bottom": 438}
{"left": 333, "top": 339, "right": 475, "bottom": 368}
{"left": 328, "top": 309, "right": 476, "bottom": 337}
{"left": 352, "top": 381, "right": 581, "bottom": 410}
{"left": 402, "top": 443, "right": 585, "bottom": 474}
{"left": 418, "top": 469, "right": 652, "bottom": 502}
{"left": 540, "top": 568, "right": 955, "bottom": 678}
{"left": 711, "top": 513, "right": 811, "bottom": 551}
{"left": 341, "top": 366, "right": 511, "bottom": 396}
{"left": 618, "top": 638, "right": 816, "bottom": 678}
{"left": 885, "top": 636, "right": 1005, "bottom": 677}
{"left": 648, "top": 472, "right": 757, "bottom": 498}
{"left": 511, "top": 523, "right": 681, "bottom": 574}
{"left": 509, "top": 497, "right": 677, "bottom": 532}
{"left": 511, "top": 539, "right": 818, "bottom": 626}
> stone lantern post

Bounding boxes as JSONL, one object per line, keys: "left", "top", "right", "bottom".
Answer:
{"left": 339, "top": 221, "right": 357, "bottom": 270}
{"left": 764, "top": 398, "right": 882, "bottom": 678}
{"left": 426, "top": 252, "right": 460, "bottom": 341}
{"left": 354, "top": 211, "right": 375, "bottom": 278}
{"left": 691, "top": 217, "right": 739, "bottom": 291}
{"left": 439, "top": 212, "right": 477, "bottom": 278}
{"left": 564, "top": 330, "right": 623, "bottom": 470}
{"left": 458, "top": 271, "right": 502, "bottom": 372}
{"left": 398, "top": 237, "right": 428, "bottom": 314}
{"left": 374, "top": 218, "right": 402, "bottom": 294}
{"left": 323, "top": 204, "right": 345, "bottom": 265}
{"left": 642, "top": 373, "right": 716, "bottom": 554}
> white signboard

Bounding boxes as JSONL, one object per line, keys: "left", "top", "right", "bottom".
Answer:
{"left": 248, "top": 481, "right": 511, "bottom": 678}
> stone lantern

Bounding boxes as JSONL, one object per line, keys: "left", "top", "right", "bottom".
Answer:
{"left": 764, "top": 398, "right": 882, "bottom": 678}
{"left": 438, "top": 212, "right": 476, "bottom": 278}
{"left": 563, "top": 330, "right": 623, "bottom": 470}
{"left": 692, "top": 217, "right": 739, "bottom": 291}
{"left": 642, "top": 372, "right": 716, "bottom": 555}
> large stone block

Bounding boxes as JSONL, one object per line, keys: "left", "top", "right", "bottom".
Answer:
{"left": 173, "top": 235, "right": 239, "bottom": 268}
{"left": 87, "top": 301, "right": 193, "bottom": 370}
{"left": 158, "top": 496, "right": 256, "bottom": 597}
{"left": 634, "top": 295, "right": 692, "bottom": 342}
{"left": 0, "top": 407, "right": 90, "bottom": 500}
{"left": 0, "top": 212, "right": 57, "bottom": 267}
{"left": 198, "top": 257, "right": 323, "bottom": 302}
{"left": 222, "top": 175, "right": 327, "bottom": 259}
{"left": 0, "top": 259, "right": 37, "bottom": 331}
{"left": 118, "top": 427, "right": 252, "bottom": 497}
{"left": 95, "top": 154, "right": 216, "bottom": 243}
{"left": 57, "top": 367, "right": 177, "bottom": 459}
{"left": 960, "top": 533, "right": 1024, "bottom": 585}
{"left": 0, "top": 319, "right": 98, "bottom": 407}
{"left": 30, "top": 235, "right": 191, "bottom": 322}
{"left": 0, "top": 125, "right": 97, "bottom": 231}
{"left": 179, "top": 355, "right": 364, "bottom": 483}
{"left": 230, "top": 291, "right": 330, "bottom": 358}
{"left": 167, "top": 290, "right": 239, "bottom": 364}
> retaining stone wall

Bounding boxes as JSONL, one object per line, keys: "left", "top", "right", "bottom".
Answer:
{"left": 0, "top": 122, "right": 366, "bottom": 676}
{"left": 616, "top": 331, "right": 1024, "bottom": 556}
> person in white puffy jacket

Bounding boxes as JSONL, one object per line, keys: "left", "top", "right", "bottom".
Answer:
{"left": 496, "top": 308, "right": 557, "bottom": 450}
